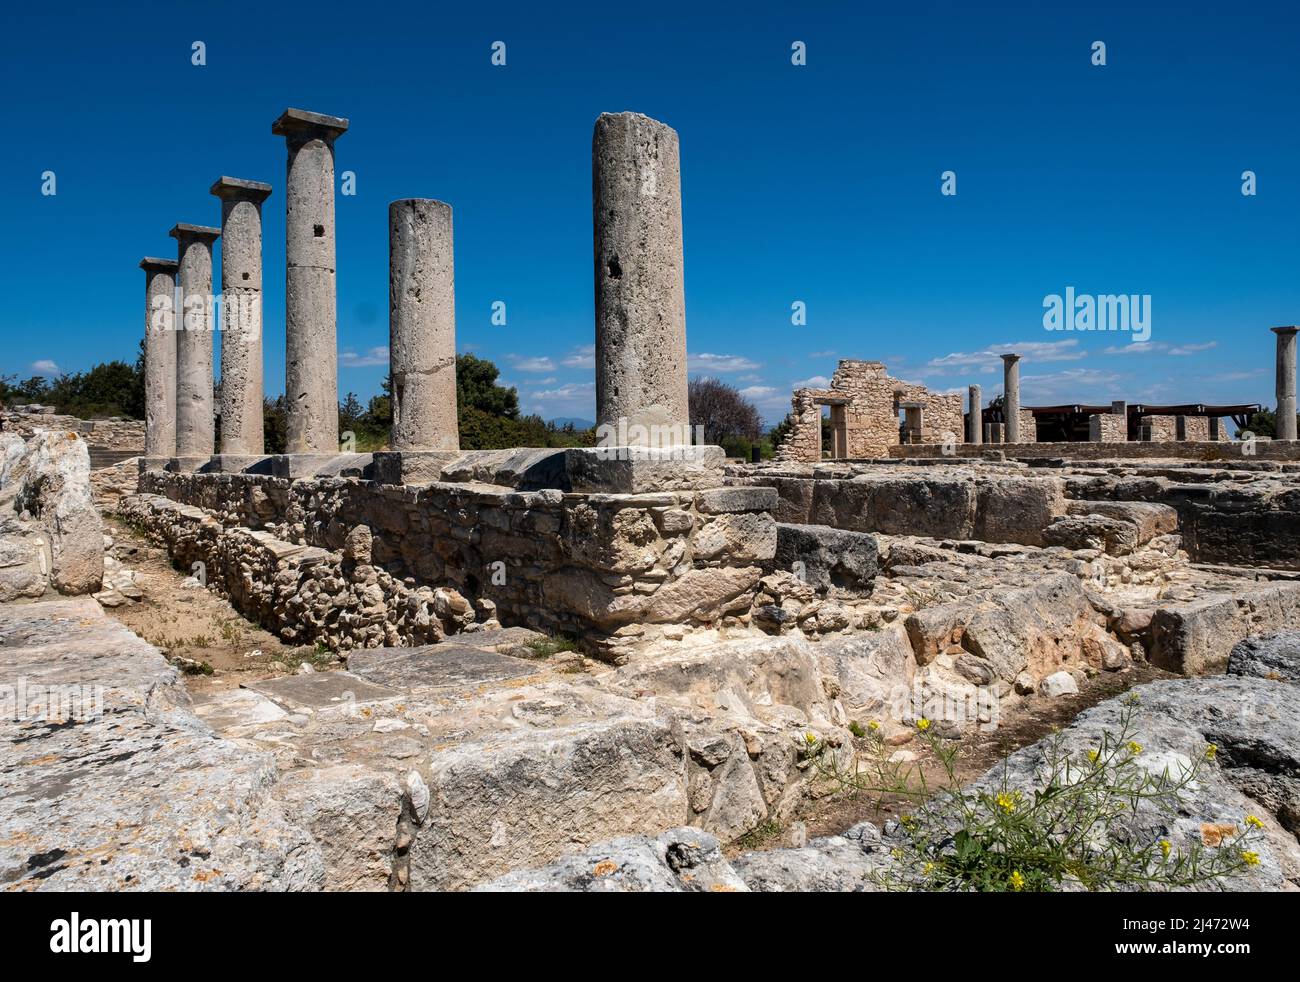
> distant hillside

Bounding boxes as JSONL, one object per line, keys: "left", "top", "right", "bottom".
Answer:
{"left": 548, "top": 417, "right": 595, "bottom": 429}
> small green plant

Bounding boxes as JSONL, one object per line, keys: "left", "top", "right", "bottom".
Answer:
{"left": 806, "top": 698, "right": 1263, "bottom": 892}
{"left": 524, "top": 635, "right": 580, "bottom": 658}
{"left": 848, "top": 720, "right": 867, "bottom": 739}
{"left": 735, "top": 819, "right": 783, "bottom": 850}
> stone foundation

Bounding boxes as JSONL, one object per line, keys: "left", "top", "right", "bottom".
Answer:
{"left": 134, "top": 468, "right": 778, "bottom": 657}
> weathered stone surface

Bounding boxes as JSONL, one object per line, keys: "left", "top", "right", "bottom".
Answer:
{"left": 1066, "top": 499, "right": 1178, "bottom": 543}
{"left": 272, "top": 764, "right": 400, "bottom": 892}
{"left": 1150, "top": 582, "right": 1300, "bottom": 675}
{"left": 389, "top": 199, "right": 458, "bottom": 453}
{"left": 1038, "top": 669, "right": 1079, "bottom": 697}
{"left": 140, "top": 258, "right": 177, "bottom": 460}
{"left": 1043, "top": 514, "right": 1140, "bottom": 555}
{"left": 593, "top": 112, "right": 689, "bottom": 445}
{"left": 408, "top": 715, "right": 687, "bottom": 890}
{"left": 275, "top": 108, "right": 347, "bottom": 455}
{"left": 3, "top": 430, "right": 103, "bottom": 594}
{"left": 771, "top": 522, "right": 878, "bottom": 594}
{"left": 0, "top": 598, "right": 325, "bottom": 891}
{"left": 1228, "top": 631, "right": 1300, "bottom": 683}
{"left": 212, "top": 177, "right": 272, "bottom": 457}
{"left": 476, "top": 827, "right": 748, "bottom": 892}
{"left": 170, "top": 223, "right": 220, "bottom": 461}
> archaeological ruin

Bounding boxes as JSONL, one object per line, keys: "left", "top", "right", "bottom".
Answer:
{"left": 5, "top": 105, "right": 1300, "bottom": 896}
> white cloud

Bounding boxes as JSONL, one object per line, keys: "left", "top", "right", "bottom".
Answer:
{"left": 688, "top": 352, "right": 761, "bottom": 373}
{"left": 339, "top": 346, "right": 389, "bottom": 368}
{"left": 1019, "top": 368, "right": 1125, "bottom": 402}
{"left": 1103, "top": 341, "right": 1167, "bottom": 355}
{"left": 790, "top": 375, "right": 831, "bottom": 389}
{"left": 1169, "top": 341, "right": 1219, "bottom": 356}
{"left": 508, "top": 355, "right": 556, "bottom": 373}
{"left": 561, "top": 345, "right": 595, "bottom": 369}
{"left": 30, "top": 359, "right": 61, "bottom": 376}
{"left": 924, "top": 340, "right": 1085, "bottom": 374}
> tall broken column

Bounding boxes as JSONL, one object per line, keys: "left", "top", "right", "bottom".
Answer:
{"left": 967, "top": 384, "right": 982, "bottom": 445}
{"left": 1001, "top": 353, "right": 1021, "bottom": 444}
{"left": 389, "top": 199, "right": 459, "bottom": 452}
{"left": 1273, "top": 326, "right": 1298, "bottom": 440}
{"left": 140, "top": 257, "right": 178, "bottom": 468}
{"left": 273, "top": 108, "right": 349, "bottom": 458}
{"left": 592, "top": 112, "right": 689, "bottom": 447}
{"left": 170, "top": 223, "right": 221, "bottom": 469}
{"left": 211, "top": 177, "right": 272, "bottom": 465}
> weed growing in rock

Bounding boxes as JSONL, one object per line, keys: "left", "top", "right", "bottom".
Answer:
{"left": 805, "top": 699, "right": 1262, "bottom": 891}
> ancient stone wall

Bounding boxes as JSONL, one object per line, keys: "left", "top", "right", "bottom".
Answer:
{"left": 1141, "top": 415, "right": 1178, "bottom": 441}
{"left": 774, "top": 360, "right": 966, "bottom": 462}
{"left": 1089, "top": 413, "right": 1127, "bottom": 442}
{"left": 890, "top": 440, "right": 1295, "bottom": 461}
{"left": 1, "top": 410, "right": 144, "bottom": 452}
{"left": 136, "top": 471, "right": 777, "bottom": 658}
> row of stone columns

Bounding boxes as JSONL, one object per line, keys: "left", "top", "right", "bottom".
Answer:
{"left": 139, "top": 109, "right": 356, "bottom": 473}
{"left": 963, "top": 355, "right": 1020, "bottom": 446}
{"left": 142, "top": 107, "right": 697, "bottom": 479}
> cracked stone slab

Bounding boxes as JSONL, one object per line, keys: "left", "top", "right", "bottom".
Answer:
{"left": 346, "top": 643, "right": 541, "bottom": 690}
{"left": 244, "top": 671, "right": 402, "bottom": 711}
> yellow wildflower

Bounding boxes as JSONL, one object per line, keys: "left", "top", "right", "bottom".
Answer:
{"left": 1126, "top": 741, "right": 1143, "bottom": 755}
{"left": 995, "top": 791, "right": 1019, "bottom": 814}
{"left": 1242, "top": 851, "right": 1260, "bottom": 867}
{"left": 916, "top": 718, "right": 931, "bottom": 732}
{"left": 1245, "top": 815, "right": 1263, "bottom": 829}
{"left": 1087, "top": 749, "right": 1100, "bottom": 764}
{"left": 804, "top": 732, "right": 817, "bottom": 745}
{"left": 1204, "top": 743, "right": 1218, "bottom": 761}
{"left": 868, "top": 721, "right": 881, "bottom": 732}
{"left": 1008, "top": 870, "right": 1026, "bottom": 891}
{"left": 1160, "top": 840, "right": 1172, "bottom": 858}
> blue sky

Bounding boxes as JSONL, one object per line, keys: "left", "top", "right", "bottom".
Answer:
{"left": 2, "top": 1, "right": 1298, "bottom": 423}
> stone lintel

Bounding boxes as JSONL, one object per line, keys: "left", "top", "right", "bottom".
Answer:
{"left": 272, "top": 108, "right": 350, "bottom": 139}
{"left": 207, "top": 454, "right": 275, "bottom": 475}
{"left": 139, "top": 257, "right": 178, "bottom": 272}
{"left": 168, "top": 455, "right": 215, "bottom": 473}
{"left": 168, "top": 223, "right": 222, "bottom": 243}
{"left": 210, "top": 176, "right": 273, "bottom": 202}
{"left": 137, "top": 456, "right": 172, "bottom": 474}
{"left": 270, "top": 453, "right": 373, "bottom": 481}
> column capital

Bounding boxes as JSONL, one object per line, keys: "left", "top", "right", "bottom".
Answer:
{"left": 272, "top": 107, "right": 349, "bottom": 140}
{"left": 1001, "top": 352, "right": 1021, "bottom": 363}
{"left": 1272, "top": 325, "right": 1299, "bottom": 336}
{"left": 139, "top": 257, "right": 178, "bottom": 272}
{"left": 210, "top": 176, "right": 273, "bottom": 203}
{"left": 169, "top": 223, "right": 221, "bottom": 244}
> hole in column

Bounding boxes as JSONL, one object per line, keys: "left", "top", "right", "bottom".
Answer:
{"left": 607, "top": 256, "right": 622, "bottom": 279}
{"left": 242, "top": 272, "right": 249, "bottom": 280}
{"left": 313, "top": 224, "right": 325, "bottom": 237}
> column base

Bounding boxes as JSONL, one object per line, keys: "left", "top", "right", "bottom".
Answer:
{"left": 209, "top": 454, "right": 275, "bottom": 474}
{"left": 168, "top": 455, "right": 214, "bottom": 473}
{"left": 270, "top": 453, "right": 374, "bottom": 480}
{"left": 138, "top": 456, "right": 172, "bottom": 473}
{"left": 371, "top": 450, "right": 461, "bottom": 485}
{"left": 562, "top": 445, "right": 725, "bottom": 493}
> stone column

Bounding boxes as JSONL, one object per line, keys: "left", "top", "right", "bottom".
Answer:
{"left": 140, "top": 257, "right": 178, "bottom": 468}
{"left": 389, "top": 199, "right": 459, "bottom": 452}
{"left": 272, "top": 108, "right": 349, "bottom": 458}
{"left": 967, "top": 384, "right": 982, "bottom": 444}
{"left": 592, "top": 112, "right": 689, "bottom": 447}
{"left": 211, "top": 177, "right": 272, "bottom": 465}
{"left": 1001, "top": 353, "right": 1021, "bottom": 443}
{"left": 170, "top": 223, "right": 221, "bottom": 469}
{"left": 1273, "top": 326, "right": 1298, "bottom": 440}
